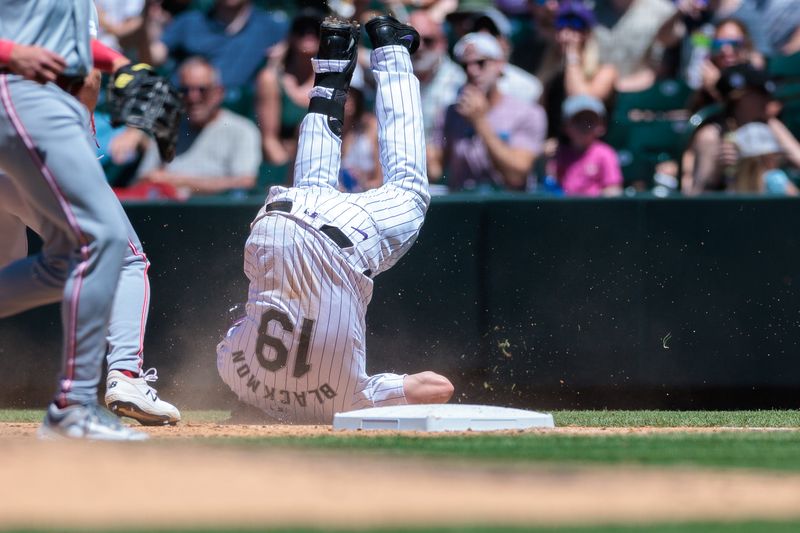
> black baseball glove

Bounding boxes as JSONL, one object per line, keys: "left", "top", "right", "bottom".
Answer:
{"left": 107, "top": 63, "right": 182, "bottom": 162}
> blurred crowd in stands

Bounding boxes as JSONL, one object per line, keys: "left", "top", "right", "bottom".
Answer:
{"left": 92, "top": 0, "right": 800, "bottom": 199}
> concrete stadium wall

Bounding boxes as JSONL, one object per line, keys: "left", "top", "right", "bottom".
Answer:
{"left": 2, "top": 194, "right": 799, "bottom": 410}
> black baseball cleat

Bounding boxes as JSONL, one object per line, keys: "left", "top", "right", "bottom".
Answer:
{"left": 366, "top": 15, "right": 420, "bottom": 54}
{"left": 314, "top": 17, "right": 360, "bottom": 90}
{"left": 310, "top": 17, "right": 360, "bottom": 137}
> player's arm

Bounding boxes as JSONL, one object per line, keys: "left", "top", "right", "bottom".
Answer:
{"left": 0, "top": 39, "right": 66, "bottom": 84}
{"left": 91, "top": 39, "right": 131, "bottom": 73}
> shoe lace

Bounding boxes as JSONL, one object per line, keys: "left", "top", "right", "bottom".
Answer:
{"left": 141, "top": 367, "right": 159, "bottom": 384}
{"left": 140, "top": 368, "right": 162, "bottom": 397}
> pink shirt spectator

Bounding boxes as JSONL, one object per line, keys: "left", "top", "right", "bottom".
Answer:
{"left": 555, "top": 141, "right": 622, "bottom": 196}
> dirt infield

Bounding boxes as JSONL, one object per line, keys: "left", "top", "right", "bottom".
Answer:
{"left": 3, "top": 422, "right": 800, "bottom": 530}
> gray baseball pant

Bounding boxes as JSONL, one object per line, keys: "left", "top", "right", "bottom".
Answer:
{"left": 0, "top": 75, "right": 141, "bottom": 405}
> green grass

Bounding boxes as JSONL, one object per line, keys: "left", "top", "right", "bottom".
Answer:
{"left": 553, "top": 410, "right": 800, "bottom": 427}
{"left": 7, "top": 522, "right": 800, "bottom": 532}
{"left": 4, "top": 410, "right": 800, "bottom": 471}
{"left": 220, "top": 431, "right": 800, "bottom": 470}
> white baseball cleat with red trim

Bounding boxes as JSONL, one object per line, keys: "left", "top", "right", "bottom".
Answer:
{"left": 105, "top": 368, "right": 181, "bottom": 426}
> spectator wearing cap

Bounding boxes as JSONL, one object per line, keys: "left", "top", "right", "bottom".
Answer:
{"left": 430, "top": 32, "right": 547, "bottom": 191}
{"left": 147, "top": 0, "right": 288, "bottom": 90}
{"left": 593, "top": 0, "right": 676, "bottom": 80}
{"left": 555, "top": 2, "right": 616, "bottom": 100}
{"left": 547, "top": 95, "right": 623, "bottom": 196}
{"left": 541, "top": 2, "right": 617, "bottom": 138}
{"left": 408, "top": 8, "right": 466, "bottom": 170}
{"left": 255, "top": 8, "right": 324, "bottom": 168}
{"left": 471, "top": 7, "right": 544, "bottom": 104}
{"left": 684, "top": 64, "right": 800, "bottom": 194}
{"left": 731, "top": 122, "right": 797, "bottom": 195}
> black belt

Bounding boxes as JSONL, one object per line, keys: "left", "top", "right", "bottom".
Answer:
{"left": 0, "top": 69, "right": 85, "bottom": 96}
{"left": 54, "top": 74, "right": 85, "bottom": 95}
{"left": 265, "top": 201, "right": 354, "bottom": 249}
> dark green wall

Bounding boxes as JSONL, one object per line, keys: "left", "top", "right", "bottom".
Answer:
{"left": 2, "top": 194, "right": 799, "bottom": 409}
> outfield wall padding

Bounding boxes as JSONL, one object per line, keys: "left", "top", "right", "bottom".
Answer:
{"left": 2, "top": 194, "right": 798, "bottom": 409}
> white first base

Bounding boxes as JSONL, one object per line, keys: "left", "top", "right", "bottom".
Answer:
{"left": 332, "top": 404, "right": 555, "bottom": 432}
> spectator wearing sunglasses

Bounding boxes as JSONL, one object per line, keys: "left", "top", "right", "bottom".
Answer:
{"left": 429, "top": 32, "right": 546, "bottom": 191}
{"left": 134, "top": 57, "right": 262, "bottom": 198}
{"left": 688, "top": 18, "right": 763, "bottom": 112}
{"left": 255, "top": 8, "right": 325, "bottom": 169}
{"left": 683, "top": 63, "right": 800, "bottom": 194}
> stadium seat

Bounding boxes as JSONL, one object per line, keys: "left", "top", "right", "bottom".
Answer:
{"left": 222, "top": 84, "right": 258, "bottom": 120}
{"left": 768, "top": 52, "right": 800, "bottom": 143}
{"left": 605, "top": 79, "right": 693, "bottom": 189}
{"left": 249, "top": 162, "right": 291, "bottom": 197}
{"left": 767, "top": 50, "right": 800, "bottom": 79}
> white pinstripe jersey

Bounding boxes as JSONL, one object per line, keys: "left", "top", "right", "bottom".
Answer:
{"left": 217, "top": 46, "right": 430, "bottom": 424}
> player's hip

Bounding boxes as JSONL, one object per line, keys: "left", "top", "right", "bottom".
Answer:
{"left": 216, "top": 339, "right": 365, "bottom": 424}
{"left": 249, "top": 207, "right": 376, "bottom": 289}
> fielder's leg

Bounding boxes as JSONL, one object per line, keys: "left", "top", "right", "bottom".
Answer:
{"left": 293, "top": 18, "right": 360, "bottom": 190}
{"left": 104, "top": 221, "right": 181, "bottom": 426}
{"left": 0, "top": 78, "right": 130, "bottom": 409}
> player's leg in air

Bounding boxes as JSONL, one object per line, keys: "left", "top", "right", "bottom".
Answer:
{"left": 0, "top": 175, "right": 179, "bottom": 426}
{"left": 292, "top": 15, "right": 453, "bottom": 409}
{"left": 217, "top": 15, "right": 451, "bottom": 423}
{"left": 353, "top": 16, "right": 454, "bottom": 405}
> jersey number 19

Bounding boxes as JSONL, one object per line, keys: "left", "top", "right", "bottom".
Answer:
{"left": 256, "top": 309, "right": 315, "bottom": 378}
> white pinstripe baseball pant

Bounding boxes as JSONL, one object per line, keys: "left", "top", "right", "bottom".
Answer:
{"left": 217, "top": 46, "right": 430, "bottom": 424}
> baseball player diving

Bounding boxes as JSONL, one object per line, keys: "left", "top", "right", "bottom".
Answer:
{"left": 217, "top": 15, "right": 454, "bottom": 424}
{"left": 0, "top": 0, "right": 180, "bottom": 440}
